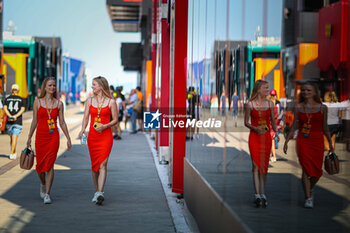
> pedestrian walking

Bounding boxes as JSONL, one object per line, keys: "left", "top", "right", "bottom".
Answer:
{"left": 231, "top": 91, "right": 240, "bottom": 127}
{"left": 4, "top": 84, "right": 26, "bottom": 160}
{"left": 26, "top": 77, "right": 72, "bottom": 204}
{"left": 115, "top": 88, "right": 124, "bottom": 139}
{"left": 323, "top": 90, "right": 343, "bottom": 152}
{"left": 136, "top": 86, "right": 144, "bottom": 132}
{"left": 283, "top": 82, "right": 333, "bottom": 209}
{"left": 244, "top": 80, "right": 278, "bottom": 208}
{"left": 268, "top": 89, "right": 282, "bottom": 163}
{"left": 78, "top": 76, "right": 118, "bottom": 205}
{"left": 127, "top": 89, "right": 139, "bottom": 134}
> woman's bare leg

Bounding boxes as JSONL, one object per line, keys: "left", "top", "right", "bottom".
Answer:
{"left": 45, "top": 168, "right": 55, "bottom": 194}
{"left": 97, "top": 158, "right": 109, "bottom": 192}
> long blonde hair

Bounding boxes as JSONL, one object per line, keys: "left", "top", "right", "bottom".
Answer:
{"left": 39, "top": 77, "right": 59, "bottom": 99}
{"left": 93, "top": 76, "right": 112, "bottom": 99}
{"left": 250, "top": 80, "right": 268, "bottom": 101}
{"left": 299, "top": 82, "right": 322, "bottom": 104}
{"left": 324, "top": 91, "right": 338, "bottom": 103}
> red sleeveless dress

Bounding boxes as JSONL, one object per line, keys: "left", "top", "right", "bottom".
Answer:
{"left": 87, "top": 99, "right": 113, "bottom": 172}
{"left": 35, "top": 100, "right": 60, "bottom": 173}
{"left": 296, "top": 107, "right": 324, "bottom": 178}
{"left": 248, "top": 101, "right": 272, "bottom": 174}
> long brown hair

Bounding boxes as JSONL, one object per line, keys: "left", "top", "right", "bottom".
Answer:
{"left": 250, "top": 79, "right": 268, "bottom": 101}
{"left": 93, "top": 76, "right": 112, "bottom": 99}
{"left": 39, "top": 77, "right": 58, "bottom": 99}
{"left": 298, "top": 82, "right": 322, "bottom": 104}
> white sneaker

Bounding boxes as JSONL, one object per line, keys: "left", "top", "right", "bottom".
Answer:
{"left": 92, "top": 192, "right": 98, "bottom": 203}
{"left": 261, "top": 194, "right": 268, "bottom": 208}
{"left": 304, "top": 198, "right": 313, "bottom": 209}
{"left": 43, "top": 194, "right": 52, "bottom": 204}
{"left": 9, "top": 153, "right": 16, "bottom": 160}
{"left": 270, "top": 157, "right": 277, "bottom": 163}
{"left": 40, "top": 184, "right": 46, "bottom": 199}
{"left": 95, "top": 192, "right": 104, "bottom": 205}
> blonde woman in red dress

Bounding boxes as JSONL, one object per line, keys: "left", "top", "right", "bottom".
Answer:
{"left": 245, "top": 80, "right": 278, "bottom": 208}
{"left": 26, "top": 77, "right": 72, "bottom": 204}
{"left": 79, "top": 76, "right": 118, "bottom": 205}
{"left": 284, "top": 82, "right": 333, "bottom": 209}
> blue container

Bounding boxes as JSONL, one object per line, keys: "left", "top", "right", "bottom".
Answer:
{"left": 274, "top": 135, "right": 278, "bottom": 149}
{"left": 81, "top": 133, "right": 87, "bottom": 145}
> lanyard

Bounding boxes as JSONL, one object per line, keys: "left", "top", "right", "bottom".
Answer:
{"left": 44, "top": 98, "right": 55, "bottom": 120}
{"left": 95, "top": 95, "right": 105, "bottom": 118}
{"left": 302, "top": 102, "right": 315, "bottom": 123}
{"left": 255, "top": 99, "right": 264, "bottom": 121}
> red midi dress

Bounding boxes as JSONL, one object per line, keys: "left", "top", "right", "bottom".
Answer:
{"left": 35, "top": 100, "right": 60, "bottom": 173}
{"left": 248, "top": 102, "right": 272, "bottom": 174}
{"left": 87, "top": 100, "right": 113, "bottom": 172}
{"left": 296, "top": 108, "right": 324, "bottom": 178}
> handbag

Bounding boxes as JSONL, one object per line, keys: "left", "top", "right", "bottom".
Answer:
{"left": 132, "top": 100, "right": 142, "bottom": 113}
{"left": 324, "top": 152, "right": 339, "bottom": 175}
{"left": 20, "top": 147, "right": 35, "bottom": 170}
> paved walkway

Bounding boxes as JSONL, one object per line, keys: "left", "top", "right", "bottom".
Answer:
{"left": 186, "top": 112, "right": 350, "bottom": 233}
{"left": 0, "top": 106, "right": 176, "bottom": 233}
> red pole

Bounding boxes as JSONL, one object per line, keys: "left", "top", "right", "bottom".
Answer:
{"left": 172, "top": 0, "right": 188, "bottom": 194}
{"left": 152, "top": 0, "right": 159, "bottom": 150}
{"left": 151, "top": 0, "right": 158, "bottom": 112}
{"left": 160, "top": 0, "right": 170, "bottom": 150}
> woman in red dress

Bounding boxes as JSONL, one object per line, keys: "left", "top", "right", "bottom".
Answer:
{"left": 284, "top": 82, "right": 333, "bottom": 209}
{"left": 26, "top": 77, "right": 72, "bottom": 204}
{"left": 79, "top": 76, "right": 118, "bottom": 205}
{"left": 245, "top": 80, "right": 278, "bottom": 208}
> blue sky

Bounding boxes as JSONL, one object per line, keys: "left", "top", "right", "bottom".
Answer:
{"left": 4, "top": 0, "right": 282, "bottom": 93}
{"left": 3, "top": 0, "right": 140, "bottom": 92}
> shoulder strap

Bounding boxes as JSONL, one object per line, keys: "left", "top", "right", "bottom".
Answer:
{"left": 38, "top": 99, "right": 41, "bottom": 107}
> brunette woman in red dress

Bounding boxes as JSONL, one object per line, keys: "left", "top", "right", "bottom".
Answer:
{"left": 284, "top": 82, "right": 333, "bottom": 209}
{"left": 245, "top": 80, "right": 278, "bottom": 208}
{"left": 26, "top": 77, "right": 72, "bottom": 204}
{"left": 79, "top": 76, "right": 118, "bottom": 205}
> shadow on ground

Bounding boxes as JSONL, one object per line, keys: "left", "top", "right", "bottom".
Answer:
{"left": 0, "top": 135, "right": 175, "bottom": 233}
{"left": 186, "top": 134, "right": 350, "bottom": 233}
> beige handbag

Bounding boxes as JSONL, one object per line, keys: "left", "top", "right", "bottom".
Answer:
{"left": 20, "top": 147, "right": 34, "bottom": 170}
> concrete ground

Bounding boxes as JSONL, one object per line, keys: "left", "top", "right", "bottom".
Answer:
{"left": 186, "top": 111, "right": 350, "bottom": 233}
{"left": 0, "top": 105, "right": 193, "bottom": 233}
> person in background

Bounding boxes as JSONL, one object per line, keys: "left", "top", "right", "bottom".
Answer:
{"left": 284, "top": 82, "right": 333, "bottom": 209}
{"left": 231, "top": 91, "right": 240, "bottom": 127}
{"left": 186, "top": 86, "right": 196, "bottom": 140}
{"left": 127, "top": 89, "right": 139, "bottom": 134}
{"left": 110, "top": 85, "right": 118, "bottom": 138}
{"left": 0, "top": 99, "right": 4, "bottom": 129}
{"left": 117, "top": 86, "right": 127, "bottom": 130}
{"left": 115, "top": 88, "right": 124, "bottom": 139}
{"left": 4, "top": 84, "right": 26, "bottom": 160}
{"left": 220, "top": 90, "right": 228, "bottom": 117}
{"left": 210, "top": 94, "right": 218, "bottom": 116}
{"left": 268, "top": 89, "right": 282, "bottom": 163}
{"left": 244, "top": 80, "right": 277, "bottom": 208}
{"left": 323, "top": 91, "right": 343, "bottom": 152}
{"left": 136, "top": 86, "right": 144, "bottom": 132}
{"left": 80, "top": 89, "right": 88, "bottom": 111}
{"left": 341, "top": 93, "right": 350, "bottom": 152}
{"left": 0, "top": 99, "right": 6, "bottom": 133}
